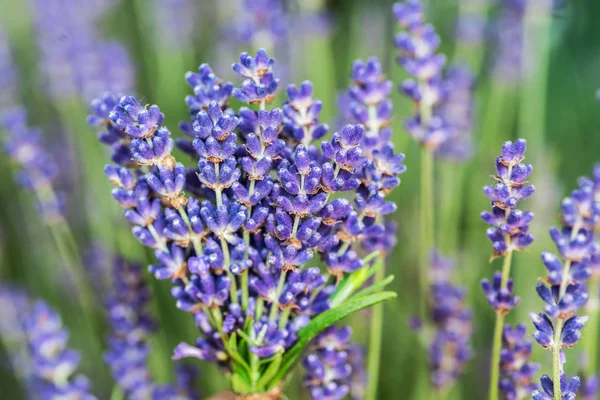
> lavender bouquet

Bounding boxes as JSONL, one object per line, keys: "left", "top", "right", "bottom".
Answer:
{"left": 87, "top": 48, "right": 404, "bottom": 397}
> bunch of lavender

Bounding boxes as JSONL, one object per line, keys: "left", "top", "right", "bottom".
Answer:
{"left": 303, "top": 326, "right": 366, "bottom": 400}
{"left": 425, "top": 251, "right": 473, "bottom": 391}
{"left": 530, "top": 171, "right": 600, "bottom": 399}
{"left": 105, "top": 258, "right": 192, "bottom": 398}
{"left": 498, "top": 324, "right": 539, "bottom": 399}
{"left": 22, "top": 301, "right": 96, "bottom": 399}
{"left": 88, "top": 48, "right": 402, "bottom": 397}
{"left": 479, "top": 139, "right": 535, "bottom": 400}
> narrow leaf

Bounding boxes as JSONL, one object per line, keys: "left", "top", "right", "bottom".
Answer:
{"left": 265, "top": 291, "right": 397, "bottom": 389}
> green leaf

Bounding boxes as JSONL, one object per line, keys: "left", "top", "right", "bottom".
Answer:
{"left": 265, "top": 291, "right": 397, "bottom": 390}
{"left": 349, "top": 275, "right": 395, "bottom": 301}
{"left": 330, "top": 258, "right": 385, "bottom": 307}
{"left": 231, "top": 372, "right": 253, "bottom": 394}
{"left": 256, "top": 353, "right": 282, "bottom": 390}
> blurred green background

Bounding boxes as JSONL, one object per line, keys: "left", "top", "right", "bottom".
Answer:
{"left": 1, "top": 0, "right": 600, "bottom": 398}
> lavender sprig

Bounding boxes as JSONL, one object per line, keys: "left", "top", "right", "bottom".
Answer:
{"left": 23, "top": 301, "right": 96, "bottom": 399}
{"left": 531, "top": 170, "right": 600, "bottom": 399}
{"left": 498, "top": 324, "right": 540, "bottom": 399}
{"left": 427, "top": 251, "right": 473, "bottom": 391}
{"left": 480, "top": 139, "right": 535, "bottom": 400}
{"left": 302, "top": 326, "right": 366, "bottom": 400}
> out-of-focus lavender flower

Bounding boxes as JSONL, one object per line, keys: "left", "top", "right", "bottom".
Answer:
{"left": 33, "top": 0, "right": 133, "bottom": 101}
{"left": 22, "top": 301, "right": 96, "bottom": 399}
{"left": 232, "top": 0, "right": 287, "bottom": 51}
{"left": 580, "top": 374, "right": 599, "bottom": 400}
{"left": 436, "top": 66, "right": 475, "bottom": 160}
{"left": 105, "top": 257, "right": 179, "bottom": 398}
{"left": 455, "top": 0, "right": 489, "bottom": 48}
{"left": 0, "top": 27, "right": 17, "bottom": 107}
{"left": 531, "top": 167, "right": 600, "bottom": 399}
{"left": 90, "top": 47, "right": 404, "bottom": 394}
{"left": 153, "top": 0, "right": 198, "bottom": 48}
{"left": 498, "top": 324, "right": 540, "bottom": 399}
{"left": 481, "top": 139, "right": 535, "bottom": 259}
{"left": 0, "top": 286, "right": 33, "bottom": 387}
{"left": 394, "top": 0, "right": 453, "bottom": 150}
{"left": 2, "top": 108, "right": 64, "bottom": 222}
{"left": 303, "top": 326, "right": 365, "bottom": 400}
{"left": 427, "top": 251, "right": 473, "bottom": 390}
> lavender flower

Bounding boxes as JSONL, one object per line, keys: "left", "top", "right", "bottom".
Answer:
{"left": 531, "top": 169, "right": 600, "bottom": 399}
{"left": 22, "top": 301, "right": 96, "bottom": 399}
{"left": 105, "top": 257, "right": 179, "bottom": 398}
{"left": 231, "top": 0, "right": 287, "bottom": 51}
{"left": 580, "top": 374, "right": 599, "bottom": 400}
{"left": 33, "top": 0, "right": 133, "bottom": 101}
{"left": 394, "top": 0, "right": 452, "bottom": 150}
{"left": 90, "top": 47, "right": 403, "bottom": 395}
{"left": 481, "top": 139, "right": 535, "bottom": 259}
{"left": 498, "top": 324, "right": 540, "bottom": 399}
{"left": 2, "top": 108, "right": 64, "bottom": 222}
{"left": 436, "top": 66, "right": 475, "bottom": 160}
{"left": 532, "top": 352, "right": 580, "bottom": 400}
{"left": 427, "top": 251, "right": 473, "bottom": 390}
{"left": 153, "top": 0, "right": 198, "bottom": 48}
{"left": 0, "top": 27, "right": 17, "bottom": 107}
{"left": 303, "top": 326, "right": 365, "bottom": 400}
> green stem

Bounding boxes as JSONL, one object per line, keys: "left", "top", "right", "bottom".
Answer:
{"left": 552, "top": 319, "right": 564, "bottom": 400}
{"left": 489, "top": 249, "right": 514, "bottom": 400}
{"left": 584, "top": 279, "right": 599, "bottom": 375}
{"left": 366, "top": 258, "right": 385, "bottom": 400}
{"left": 488, "top": 311, "right": 505, "bottom": 400}
{"left": 419, "top": 147, "right": 434, "bottom": 318}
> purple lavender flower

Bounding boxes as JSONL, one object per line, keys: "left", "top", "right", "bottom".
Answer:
{"left": 2, "top": 108, "right": 64, "bottom": 222}
{"left": 105, "top": 257, "right": 178, "bottom": 398}
{"left": 499, "top": 324, "right": 540, "bottom": 399}
{"left": 481, "top": 139, "right": 535, "bottom": 258}
{"left": 427, "top": 251, "right": 473, "bottom": 390}
{"left": 232, "top": 0, "right": 287, "bottom": 50}
{"left": 232, "top": 49, "right": 280, "bottom": 104}
{"left": 33, "top": 0, "right": 133, "bottom": 101}
{"left": 580, "top": 374, "right": 599, "bottom": 400}
{"left": 531, "top": 168, "right": 600, "bottom": 399}
{"left": 394, "top": 0, "right": 454, "bottom": 150}
{"left": 436, "top": 66, "right": 475, "bottom": 160}
{"left": 0, "top": 27, "right": 17, "bottom": 107}
{"left": 152, "top": 0, "right": 197, "bottom": 48}
{"left": 532, "top": 352, "right": 580, "bottom": 400}
{"left": 303, "top": 326, "right": 366, "bottom": 400}
{"left": 22, "top": 301, "right": 96, "bottom": 399}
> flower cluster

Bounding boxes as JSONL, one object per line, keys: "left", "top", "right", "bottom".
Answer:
{"left": 498, "top": 324, "right": 540, "bottom": 399}
{"left": 303, "top": 326, "right": 366, "bottom": 400}
{"left": 105, "top": 257, "right": 191, "bottom": 398}
{"left": 427, "top": 251, "right": 473, "bottom": 390}
{"left": 480, "top": 139, "right": 534, "bottom": 313}
{"left": 33, "top": 0, "right": 133, "bottom": 101}
{"left": 22, "top": 301, "right": 96, "bottom": 399}
{"left": 530, "top": 168, "right": 600, "bottom": 396}
{"left": 581, "top": 374, "right": 599, "bottom": 400}
{"left": 88, "top": 48, "right": 404, "bottom": 395}
{"left": 2, "top": 108, "right": 64, "bottom": 222}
